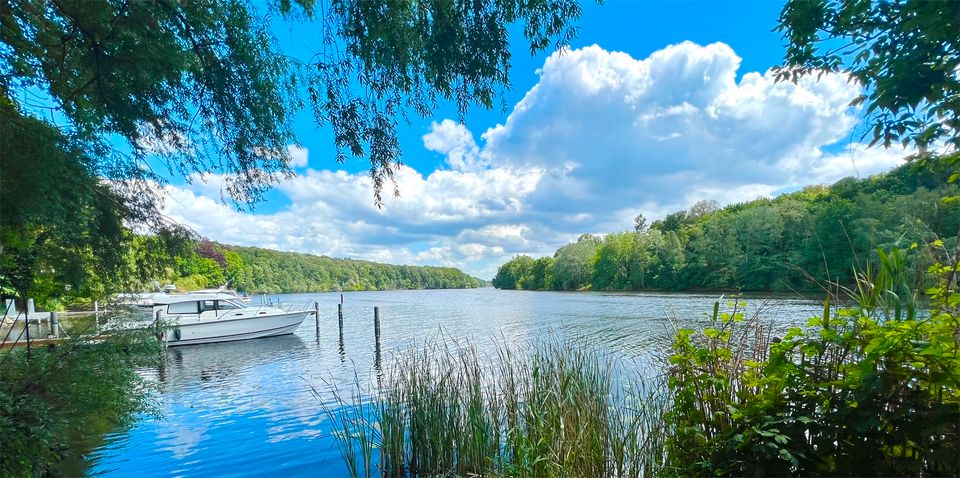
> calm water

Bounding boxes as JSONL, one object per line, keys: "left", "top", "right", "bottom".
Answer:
{"left": 86, "top": 288, "right": 821, "bottom": 477}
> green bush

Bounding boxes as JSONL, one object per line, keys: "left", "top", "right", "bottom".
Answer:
{"left": 662, "top": 248, "right": 960, "bottom": 476}
{"left": 0, "top": 330, "right": 159, "bottom": 476}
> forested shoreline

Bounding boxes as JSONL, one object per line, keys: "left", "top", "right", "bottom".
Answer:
{"left": 493, "top": 161, "right": 960, "bottom": 293}
{"left": 132, "top": 241, "right": 484, "bottom": 296}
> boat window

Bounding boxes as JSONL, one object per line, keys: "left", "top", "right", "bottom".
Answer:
{"left": 200, "top": 300, "right": 216, "bottom": 312}
{"left": 167, "top": 301, "right": 199, "bottom": 314}
{"left": 216, "top": 300, "right": 242, "bottom": 310}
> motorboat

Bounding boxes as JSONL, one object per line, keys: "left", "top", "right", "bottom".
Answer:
{"left": 151, "top": 292, "right": 311, "bottom": 346}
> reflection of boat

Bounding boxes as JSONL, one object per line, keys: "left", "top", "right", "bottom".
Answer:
{"left": 161, "top": 334, "right": 307, "bottom": 386}
{"left": 152, "top": 292, "right": 311, "bottom": 346}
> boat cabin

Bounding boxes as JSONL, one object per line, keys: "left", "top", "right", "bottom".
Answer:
{"left": 153, "top": 293, "right": 263, "bottom": 320}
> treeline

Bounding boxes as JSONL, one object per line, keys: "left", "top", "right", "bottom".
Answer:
{"left": 493, "top": 161, "right": 960, "bottom": 292}
{"left": 128, "top": 239, "right": 484, "bottom": 294}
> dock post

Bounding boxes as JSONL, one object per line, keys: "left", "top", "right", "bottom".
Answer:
{"left": 50, "top": 311, "right": 59, "bottom": 338}
{"left": 24, "top": 304, "right": 31, "bottom": 357}
{"left": 314, "top": 301, "right": 320, "bottom": 335}
{"left": 155, "top": 310, "right": 164, "bottom": 345}
{"left": 373, "top": 306, "right": 380, "bottom": 343}
{"left": 338, "top": 303, "right": 343, "bottom": 330}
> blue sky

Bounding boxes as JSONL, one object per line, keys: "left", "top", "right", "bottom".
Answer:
{"left": 162, "top": 0, "right": 911, "bottom": 279}
{"left": 268, "top": 0, "right": 787, "bottom": 185}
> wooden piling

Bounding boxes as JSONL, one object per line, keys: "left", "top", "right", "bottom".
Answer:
{"left": 374, "top": 306, "right": 381, "bottom": 342}
{"left": 155, "top": 310, "right": 163, "bottom": 344}
{"left": 49, "top": 311, "right": 59, "bottom": 338}
{"left": 338, "top": 303, "right": 343, "bottom": 330}
{"left": 24, "top": 305, "right": 31, "bottom": 356}
{"left": 314, "top": 301, "right": 320, "bottom": 335}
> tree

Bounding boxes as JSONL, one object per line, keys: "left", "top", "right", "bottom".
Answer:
{"left": 287, "top": 0, "right": 590, "bottom": 203}
{"left": 2, "top": 0, "right": 592, "bottom": 205}
{"left": 492, "top": 255, "right": 535, "bottom": 290}
{"left": 1, "top": 0, "right": 299, "bottom": 206}
{"left": 593, "top": 232, "right": 636, "bottom": 289}
{"left": 552, "top": 235, "right": 599, "bottom": 290}
{"left": 776, "top": 0, "right": 960, "bottom": 151}
{"left": 688, "top": 199, "right": 720, "bottom": 219}
{"left": 0, "top": 99, "right": 134, "bottom": 350}
{"left": 633, "top": 213, "right": 648, "bottom": 233}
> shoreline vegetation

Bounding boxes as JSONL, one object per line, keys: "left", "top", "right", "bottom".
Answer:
{"left": 18, "top": 240, "right": 485, "bottom": 312}
{"left": 0, "top": 326, "right": 160, "bottom": 477}
{"left": 324, "top": 247, "right": 960, "bottom": 477}
{"left": 492, "top": 162, "right": 959, "bottom": 294}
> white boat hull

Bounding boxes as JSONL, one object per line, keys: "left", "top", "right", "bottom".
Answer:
{"left": 164, "top": 311, "right": 310, "bottom": 347}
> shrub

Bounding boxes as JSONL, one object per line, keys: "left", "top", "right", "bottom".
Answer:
{"left": 662, "top": 248, "right": 960, "bottom": 476}
{"left": 0, "top": 330, "right": 159, "bottom": 476}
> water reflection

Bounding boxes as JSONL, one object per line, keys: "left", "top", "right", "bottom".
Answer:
{"left": 162, "top": 335, "right": 307, "bottom": 390}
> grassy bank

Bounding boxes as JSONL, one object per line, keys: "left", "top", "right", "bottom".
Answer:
{"left": 0, "top": 329, "right": 159, "bottom": 476}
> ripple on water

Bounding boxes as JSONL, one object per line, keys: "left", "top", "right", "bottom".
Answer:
{"left": 86, "top": 288, "right": 820, "bottom": 477}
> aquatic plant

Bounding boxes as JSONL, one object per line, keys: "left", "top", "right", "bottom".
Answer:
{"left": 318, "top": 337, "right": 665, "bottom": 477}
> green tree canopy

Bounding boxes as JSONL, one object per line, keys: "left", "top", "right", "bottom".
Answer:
{"left": 0, "top": 98, "right": 133, "bottom": 304}
{"left": 1, "top": 0, "right": 299, "bottom": 205}
{"left": 776, "top": 0, "right": 960, "bottom": 151}
{"left": 2, "top": 0, "right": 591, "bottom": 205}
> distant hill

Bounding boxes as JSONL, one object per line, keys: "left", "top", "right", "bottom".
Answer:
{"left": 228, "top": 246, "right": 485, "bottom": 294}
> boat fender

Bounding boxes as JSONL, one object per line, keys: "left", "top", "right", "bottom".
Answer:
{"left": 173, "top": 328, "right": 181, "bottom": 341}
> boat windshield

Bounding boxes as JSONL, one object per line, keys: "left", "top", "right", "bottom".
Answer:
{"left": 217, "top": 300, "right": 244, "bottom": 310}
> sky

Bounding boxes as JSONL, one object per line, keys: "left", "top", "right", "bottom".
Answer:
{"left": 160, "top": 0, "right": 911, "bottom": 279}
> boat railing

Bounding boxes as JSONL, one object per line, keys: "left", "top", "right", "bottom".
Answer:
{"left": 275, "top": 300, "right": 316, "bottom": 313}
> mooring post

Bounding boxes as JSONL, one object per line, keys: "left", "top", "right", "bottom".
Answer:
{"left": 24, "top": 304, "right": 31, "bottom": 356}
{"left": 374, "top": 306, "right": 381, "bottom": 343}
{"left": 94, "top": 300, "right": 101, "bottom": 336}
{"left": 338, "top": 303, "right": 343, "bottom": 330}
{"left": 50, "top": 311, "right": 59, "bottom": 338}
{"left": 155, "top": 310, "right": 164, "bottom": 345}
{"left": 314, "top": 301, "right": 320, "bottom": 335}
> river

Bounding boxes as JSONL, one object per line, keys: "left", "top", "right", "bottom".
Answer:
{"left": 86, "top": 288, "right": 822, "bottom": 477}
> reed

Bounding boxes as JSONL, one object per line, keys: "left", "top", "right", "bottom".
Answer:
{"left": 321, "top": 337, "right": 665, "bottom": 477}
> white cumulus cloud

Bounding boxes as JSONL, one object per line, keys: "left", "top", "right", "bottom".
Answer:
{"left": 286, "top": 145, "right": 310, "bottom": 168}
{"left": 160, "top": 42, "right": 911, "bottom": 278}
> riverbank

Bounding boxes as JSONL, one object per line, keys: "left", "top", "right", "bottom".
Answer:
{"left": 0, "top": 330, "right": 160, "bottom": 476}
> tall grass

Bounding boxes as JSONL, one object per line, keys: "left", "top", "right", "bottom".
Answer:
{"left": 318, "top": 338, "right": 665, "bottom": 477}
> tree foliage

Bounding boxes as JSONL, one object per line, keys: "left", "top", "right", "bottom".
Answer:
{"left": 122, "top": 239, "right": 484, "bottom": 295}
{"left": 0, "top": 98, "right": 136, "bottom": 308}
{"left": 776, "top": 0, "right": 960, "bottom": 151}
{"left": 1, "top": 0, "right": 591, "bottom": 205}
{"left": 1, "top": 0, "right": 299, "bottom": 204}
{"left": 493, "top": 162, "right": 959, "bottom": 292}
{"left": 0, "top": 331, "right": 159, "bottom": 476}
{"left": 285, "top": 0, "right": 590, "bottom": 203}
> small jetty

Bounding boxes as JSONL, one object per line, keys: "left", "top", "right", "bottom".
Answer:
{"left": 1, "top": 298, "right": 102, "bottom": 349}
